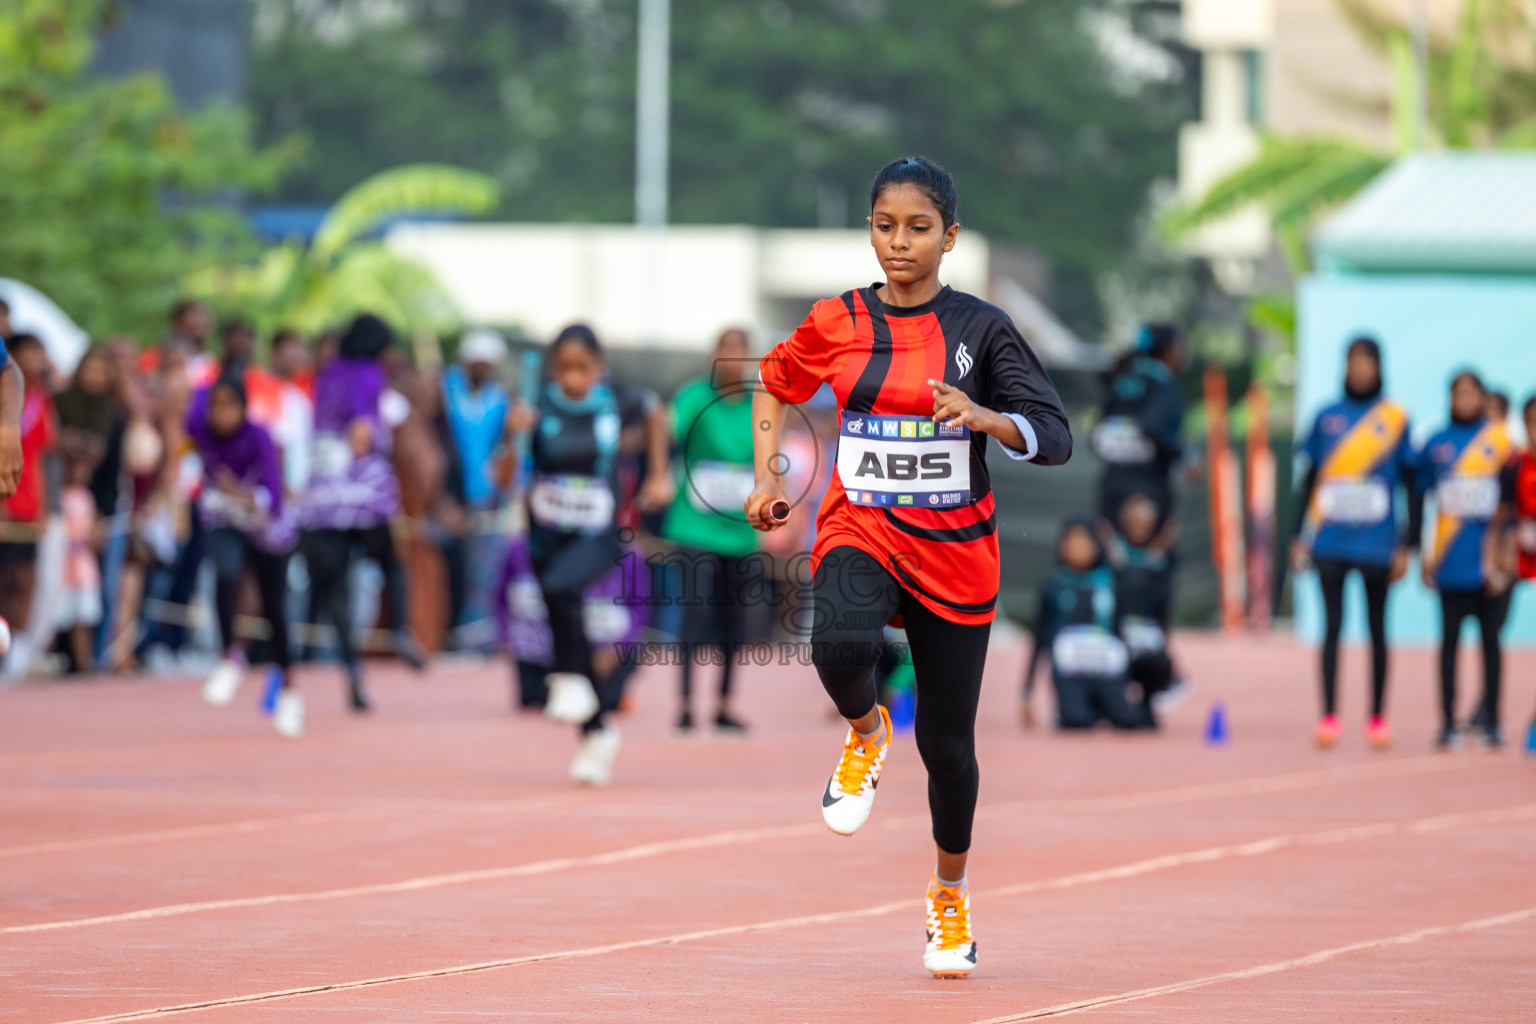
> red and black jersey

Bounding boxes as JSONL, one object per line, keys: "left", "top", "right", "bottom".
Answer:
{"left": 760, "top": 284, "right": 1072, "bottom": 625}
{"left": 1503, "top": 451, "right": 1536, "bottom": 580}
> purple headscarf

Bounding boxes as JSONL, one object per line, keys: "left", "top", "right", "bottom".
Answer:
{"left": 187, "top": 384, "right": 289, "bottom": 547}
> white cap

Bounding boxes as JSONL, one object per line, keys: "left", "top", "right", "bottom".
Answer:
{"left": 458, "top": 328, "right": 508, "bottom": 366}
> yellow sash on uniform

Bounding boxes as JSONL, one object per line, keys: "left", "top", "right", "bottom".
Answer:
{"left": 1427, "top": 422, "right": 1512, "bottom": 573}
{"left": 1305, "top": 401, "right": 1409, "bottom": 537}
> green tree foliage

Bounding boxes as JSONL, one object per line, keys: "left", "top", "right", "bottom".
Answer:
{"left": 1167, "top": 0, "right": 1536, "bottom": 271}
{"left": 0, "top": 0, "right": 296, "bottom": 341}
{"left": 250, "top": 0, "right": 1189, "bottom": 333}
{"left": 186, "top": 164, "right": 499, "bottom": 335}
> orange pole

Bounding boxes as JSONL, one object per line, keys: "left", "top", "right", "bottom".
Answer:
{"left": 1245, "top": 384, "right": 1275, "bottom": 633}
{"left": 1204, "top": 367, "right": 1245, "bottom": 634}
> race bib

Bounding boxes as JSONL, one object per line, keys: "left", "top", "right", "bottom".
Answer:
{"left": 1120, "top": 616, "right": 1166, "bottom": 658}
{"left": 687, "top": 461, "right": 756, "bottom": 514}
{"left": 837, "top": 413, "right": 971, "bottom": 509}
{"left": 312, "top": 435, "right": 353, "bottom": 477}
{"left": 1436, "top": 477, "right": 1499, "bottom": 520}
{"left": 1317, "top": 478, "right": 1391, "bottom": 525}
{"left": 529, "top": 475, "right": 615, "bottom": 531}
{"left": 1052, "top": 626, "right": 1129, "bottom": 678}
{"left": 1091, "top": 417, "right": 1155, "bottom": 465}
{"left": 1517, "top": 518, "right": 1536, "bottom": 554}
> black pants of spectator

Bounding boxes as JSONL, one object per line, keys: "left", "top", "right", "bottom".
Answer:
{"left": 1128, "top": 649, "right": 1174, "bottom": 728}
{"left": 810, "top": 545, "right": 989, "bottom": 856}
{"left": 1439, "top": 587, "right": 1513, "bottom": 731}
{"left": 205, "top": 527, "right": 291, "bottom": 673}
{"left": 1054, "top": 671, "right": 1144, "bottom": 730}
{"left": 1315, "top": 558, "right": 1391, "bottom": 718}
{"left": 529, "top": 524, "right": 624, "bottom": 733}
{"left": 677, "top": 549, "right": 754, "bottom": 713}
{"left": 440, "top": 532, "right": 470, "bottom": 635}
{"left": 300, "top": 525, "right": 406, "bottom": 675}
{"left": 136, "top": 510, "right": 204, "bottom": 658}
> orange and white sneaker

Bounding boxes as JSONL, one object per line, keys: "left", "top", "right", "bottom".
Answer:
{"left": 820, "top": 705, "right": 892, "bottom": 836}
{"left": 924, "top": 875, "right": 977, "bottom": 978}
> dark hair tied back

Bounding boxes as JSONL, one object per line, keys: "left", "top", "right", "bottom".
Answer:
{"left": 552, "top": 323, "right": 603, "bottom": 358}
{"left": 870, "top": 156, "right": 959, "bottom": 229}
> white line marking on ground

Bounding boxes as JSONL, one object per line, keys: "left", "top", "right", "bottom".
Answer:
{"left": 967, "top": 906, "right": 1536, "bottom": 1022}
{"left": 39, "top": 802, "right": 1536, "bottom": 1022}
{"left": 6, "top": 759, "right": 1514, "bottom": 936}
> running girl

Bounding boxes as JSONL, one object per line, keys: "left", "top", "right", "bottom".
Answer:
{"left": 1420, "top": 371, "right": 1514, "bottom": 749}
{"left": 190, "top": 376, "right": 301, "bottom": 736}
{"left": 745, "top": 156, "right": 1072, "bottom": 978}
{"left": 1290, "top": 337, "right": 1419, "bottom": 750}
{"left": 510, "top": 325, "right": 673, "bottom": 785}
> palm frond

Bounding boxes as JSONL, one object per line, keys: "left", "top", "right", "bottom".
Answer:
{"left": 311, "top": 164, "right": 499, "bottom": 266}
{"left": 1163, "top": 136, "right": 1383, "bottom": 238}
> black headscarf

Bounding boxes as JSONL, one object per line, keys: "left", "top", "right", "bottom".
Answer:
{"left": 339, "top": 314, "right": 394, "bottom": 360}
{"left": 1344, "top": 336, "right": 1383, "bottom": 401}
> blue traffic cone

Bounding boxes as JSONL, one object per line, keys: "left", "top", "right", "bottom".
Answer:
{"left": 260, "top": 666, "right": 284, "bottom": 716}
{"left": 1524, "top": 719, "right": 1536, "bottom": 757}
{"left": 1204, "top": 702, "right": 1229, "bottom": 746}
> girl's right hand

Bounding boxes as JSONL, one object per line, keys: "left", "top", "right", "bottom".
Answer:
{"left": 744, "top": 481, "right": 790, "bottom": 532}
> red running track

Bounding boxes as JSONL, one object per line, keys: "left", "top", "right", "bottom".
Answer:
{"left": 2, "top": 631, "right": 1534, "bottom": 1023}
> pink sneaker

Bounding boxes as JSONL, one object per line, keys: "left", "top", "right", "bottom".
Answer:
{"left": 1367, "top": 716, "right": 1392, "bottom": 750}
{"left": 1314, "top": 714, "right": 1341, "bottom": 749}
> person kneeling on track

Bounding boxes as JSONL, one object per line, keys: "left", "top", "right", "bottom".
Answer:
{"left": 1024, "top": 519, "right": 1147, "bottom": 731}
{"left": 1100, "top": 493, "right": 1177, "bottom": 727}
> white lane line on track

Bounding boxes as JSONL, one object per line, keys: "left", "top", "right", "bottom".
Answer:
{"left": 39, "top": 801, "right": 1536, "bottom": 1023}
{"left": 2, "top": 822, "right": 826, "bottom": 935}
{"left": 966, "top": 906, "right": 1536, "bottom": 1022}
{"left": 2, "top": 758, "right": 1506, "bottom": 935}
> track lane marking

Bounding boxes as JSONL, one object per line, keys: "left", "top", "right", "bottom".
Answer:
{"left": 967, "top": 906, "right": 1536, "bottom": 1022}
{"left": 37, "top": 802, "right": 1536, "bottom": 1022}
{"left": 5, "top": 760, "right": 1516, "bottom": 935}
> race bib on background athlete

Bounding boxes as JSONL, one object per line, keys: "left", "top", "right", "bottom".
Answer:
{"left": 687, "top": 461, "right": 756, "bottom": 514}
{"left": 1316, "top": 478, "right": 1391, "bottom": 525}
{"left": 1052, "top": 626, "right": 1129, "bottom": 678}
{"left": 529, "top": 474, "right": 615, "bottom": 531}
{"left": 1436, "top": 477, "right": 1499, "bottom": 520}
{"left": 1091, "top": 417, "right": 1155, "bottom": 465}
{"left": 837, "top": 412, "right": 971, "bottom": 509}
{"left": 1119, "top": 616, "right": 1166, "bottom": 658}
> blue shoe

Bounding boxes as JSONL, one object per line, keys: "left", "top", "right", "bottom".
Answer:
{"left": 1525, "top": 720, "right": 1536, "bottom": 756}
{"left": 260, "top": 666, "right": 285, "bottom": 716}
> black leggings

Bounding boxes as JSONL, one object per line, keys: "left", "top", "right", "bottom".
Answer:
{"left": 678, "top": 550, "right": 753, "bottom": 709}
{"left": 811, "top": 546, "right": 989, "bottom": 855}
{"left": 1439, "top": 588, "right": 1513, "bottom": 731}
{"left": 1315, "top": 559, "right": 1391, "bottom": 717}
{"left": 300, "top": 525, "right": 407, "bottom": 673}
{"left": 205, "top": 527, "right": 291, "bottom": 671}
{"left": 530, "top": 525, "right": 624, "bottom": 731}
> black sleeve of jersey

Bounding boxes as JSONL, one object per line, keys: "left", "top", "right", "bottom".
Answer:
{"left": 614, "top": 384, "right": 657, "bottom": 429}
{"left": 983, "top": 319, "right": 1073, "bottom": 466}
{"left": 1401, "top": 463, "right": 1423, "bottom": 550}
{"left": 1137, "top": 379, "right": 1185, "bottom": 463}
{"left": 1292, "top": 458, "right": 1317, "bottom": 545}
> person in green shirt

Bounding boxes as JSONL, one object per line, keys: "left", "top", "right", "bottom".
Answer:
{"left": 662, "top": 328, "right": 760, "bottom": 733}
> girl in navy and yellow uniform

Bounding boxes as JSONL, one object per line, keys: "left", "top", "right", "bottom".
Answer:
{"left": 746, "top": 157, "right": 1072, "bottom": 978}
{"left": 1419, "top": 371, "right": 1514, "bottom": 749}
{"left": 1291, "top": 338, "right": 1419, "bottom": 750}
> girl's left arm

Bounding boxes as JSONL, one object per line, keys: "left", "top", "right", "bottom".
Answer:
{"left": 931, "top": 319, "right": 1073, "bottom": 465}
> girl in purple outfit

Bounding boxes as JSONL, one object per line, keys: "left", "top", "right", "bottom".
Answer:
{"left": 189, "top": 375, "right": 303, "bottom": 737}
{"left": 298, "top": 314, "right": 422, "bottom": 712}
